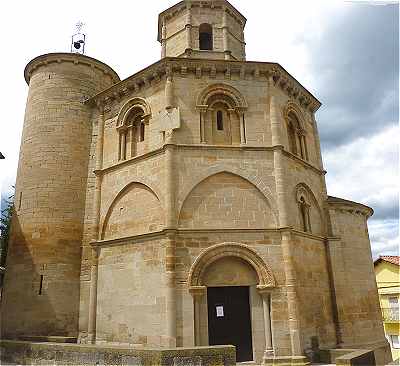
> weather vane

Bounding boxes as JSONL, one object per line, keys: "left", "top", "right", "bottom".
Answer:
{"left": 71, "top": 21, "right": 86, "bottom": 55}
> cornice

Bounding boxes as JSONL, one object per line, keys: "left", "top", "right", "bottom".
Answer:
{"left": 327, "top": 196, "right": 374, "bottom": 218}
{"left": 88, "top": 57, "right": 321, "bottom": 113}
{"left": 92, "top": 228, "right": 281, "bottom": 248}
{"left": 96, "top": 143, "right": 325, "bottom": 177}
{"left": 282, "top": 149, "right": 326, "bottom": 175}
{"left": 24, "top": 52, "right": 120, "bottom": 85}
{"left": 98, "top": 146, "right": 166, "bottom": 175}
{"left": 291, "top": 229, "right": 326, "bottom": 242}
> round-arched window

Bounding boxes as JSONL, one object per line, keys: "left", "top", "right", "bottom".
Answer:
{"left": 199, "top": 23, "right": 213, "bottom": 51}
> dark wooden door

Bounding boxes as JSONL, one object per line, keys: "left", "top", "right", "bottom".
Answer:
{"left": 207, "top": 286, "right": 253, "bottom": 362}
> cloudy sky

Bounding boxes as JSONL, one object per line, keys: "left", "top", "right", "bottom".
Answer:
{"left": 0, "top": 0, "right": 398, "bottom": 257}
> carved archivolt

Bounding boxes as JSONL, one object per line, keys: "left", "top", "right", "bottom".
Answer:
{"left": 188, "top": 243, "right": 276, "bottom": 290}
{"left": 283, "top": 101, "right": 306, "bottom": 131}
{"left": 294, "top": 183, "right": 321, "bottom": 213}
{"left": 117, "top": 97, "right": 152, "bottom": 128}
{"left": 196, "top": 83, "right": 248, "bottom": 110}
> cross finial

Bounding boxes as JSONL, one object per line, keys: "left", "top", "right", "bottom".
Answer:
{"left": 75, "top": 21, "right": 85, "bottom": 34}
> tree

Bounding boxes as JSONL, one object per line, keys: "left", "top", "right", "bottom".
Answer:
{"left": 0, "top": 188, "right": 14, "bottom": 268}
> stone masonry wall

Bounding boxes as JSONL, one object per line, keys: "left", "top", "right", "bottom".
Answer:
{"left": 328, "top": 207, "right": 387, "bottom": 348}
{"left": 1, "top": 54, "right": 117, "bottom": 339}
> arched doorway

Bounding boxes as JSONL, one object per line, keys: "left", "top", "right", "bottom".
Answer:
{"left": 188, "top": 243, "right": 276, "bottom": 363}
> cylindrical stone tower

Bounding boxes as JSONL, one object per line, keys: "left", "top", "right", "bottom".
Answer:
{"left": 1, "top": 53, "right": 119, "bottom": 340}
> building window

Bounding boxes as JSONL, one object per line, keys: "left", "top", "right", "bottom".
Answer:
{"left": 199, "top": 23, "right": 213, "bottom": 51}
{"left": 39, "top": 275, "right": 44, "bottom": 295}
{"left": 217, "top": 111, "right": 224, "bottom": 131}
{"left": 391, "top": 335, "right": 400, "bottom": 349}
{"left": 287, "top": 111, "right": 308, "bottom": 161}
{"left": 118, "top": 108, "right": 145, "bottom": 161}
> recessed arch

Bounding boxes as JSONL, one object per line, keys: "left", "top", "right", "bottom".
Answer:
{"left": 283, "top": 101, "right": 306, "bottom": 131}
{"left": 101, "top": 181, "right": 164, "bottom": 240}
{"left": 197, "top": 83, "right": 248, "bottom": 110}
{"left": 178, "top": 168, "right": 279, "bottom": 224}
{"left": 294, "top": 183, "right": 324, "bottom": 235}
{"left": 188, "top": 242, "right": 276, "bottom": 289}
{"left": 117, "top": 97, "right": 152, "bottom": 128}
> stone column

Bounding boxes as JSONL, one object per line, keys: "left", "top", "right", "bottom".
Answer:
{"left": 165, "top": 143, "right": 176, "bottom": 228}
{"left": 130, "top": 126, "right": 137, "bottom": 157}
{"left": 87, "top": 106, "right": 105, "bottom": 344}
{"left": 198, "top": 106, "right": 208, "bottom": 144}
{"left": 165, "top": 75, "right": 174, "bottom": 110}
{"left": 185, "top": 5, "right": 192, "bottom": 52}
{"left": 259, "top": 290, "right": 273, "bottom": 354}
{"left": 92, "top": 108, "right": 104, "bottom": 239}
{"left": 161, "top": 21, "right": 167, "bottom": 58}
{"left": 237, "top": 109, "right": 246, "bottom": 144}
{"left": 311, "top": 114, "right": 324, "bottom": 170}
{"left": 190, "top": 286, "right": 207, "bottom": 346}
{"left": 164, "top": 137, "right": 177, "bottom": 346}
{"left": 270, "top": 87, "right": 303, "bottom": 357}
{"left": 87, "top": 247, "right": 99, "bottom": 343}
{"left": 120, "top": 130, "right": 126, "bottom": 160}
{"left": 222, "top": 8, "right": 230, "bottom": 60}
{"left": 165, "top": 233, "right": 177, "bottom": 347}
{"left": 270, "top": 94, "right": 282, "bottom": 147}
{"left": 299, "top": 132, "right": 306, "bottom": 160}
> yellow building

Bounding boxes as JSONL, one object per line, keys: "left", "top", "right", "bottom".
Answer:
{"left": 375, "top": 256, "right": 400, "bottom": 361}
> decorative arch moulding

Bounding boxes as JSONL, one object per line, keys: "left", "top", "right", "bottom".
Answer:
{"left": 187, "top": 242, "right": 277, "bottom": 291}
{"left": 87, "top": 58, "right": 321, "bottom": 113}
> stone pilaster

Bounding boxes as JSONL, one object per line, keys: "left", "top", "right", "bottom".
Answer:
{"left": 165, "top": 232, "right": 177, "bottom": 347}
{"left": 270, "top": 86, "right": 303, "bottom": 357}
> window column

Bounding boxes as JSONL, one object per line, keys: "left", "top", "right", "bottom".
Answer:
{"left": 185, "top": 5, "right": 193, "bottom": 52}
{"left": 198, "top": 106, "right": 208, "bottom": 144}
{"left": 237, "top": 108, "right": 246, "bottom": 144}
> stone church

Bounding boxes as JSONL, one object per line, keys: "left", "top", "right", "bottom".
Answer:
{"left": 1, "top": 0, "right": 392, "bottom": 365}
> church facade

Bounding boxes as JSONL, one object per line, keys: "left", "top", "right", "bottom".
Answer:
{"left": 1, "top": 1, "right": 392, "bottom": 365}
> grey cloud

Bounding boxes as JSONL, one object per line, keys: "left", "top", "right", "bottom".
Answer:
{"left": 310, "top": 4, "right": 398, "bottom": 150}
{"left": 368, "top": 198, "right": 399, "bottom": 221}
{"left": 369, "top": 219, "right": 399, "bottom": 258}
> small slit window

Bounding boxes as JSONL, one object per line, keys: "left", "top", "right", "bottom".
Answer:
{"left": 199, "top": 23, "right": 213, "bottom": 51}
{"left": 39, "top": 275, "right": 44, "bottom": 295}
{"left": 217, "top": 111, "right": 224, "bottom": 131}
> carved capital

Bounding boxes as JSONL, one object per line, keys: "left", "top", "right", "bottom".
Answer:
{"left": 189, "top": 286, "right": 207, "bottom": 297}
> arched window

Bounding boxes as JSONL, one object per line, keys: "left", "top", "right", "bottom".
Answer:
{"left": 197, "top": 84, "right": 248, "bottom": 145}
{"left": 118, "top": 108, "right": 145, "bottom": 161}
{"left": 287, "top": 111, "right": 308, "bottom": 161}
{"left": 217, "top": 110, "right": 224, "bottom": 131}
{"left": 199, "top": 23, "right": 213, "bottom": 51}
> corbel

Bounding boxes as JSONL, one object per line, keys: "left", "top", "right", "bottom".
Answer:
{"left": 143, "top": 77, "right": 150, "bottom": 88}
{"left": 196, "top": 66, "right": 202, "bottom": 79}
{"left": 181, "top": 66, "right": 188, "bottom": 77}
{"left": 225, "top": 67, "right": 231, "bottom": 79}
{"left": 240, "top": 66, "right": 246, "bottom": 79}
{"left": 210, "top": 65, "right": 217, "bottom": 79}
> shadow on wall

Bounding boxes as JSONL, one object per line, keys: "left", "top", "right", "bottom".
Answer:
{"left": 1, "top": 214, "right": 59, "bottom": 339}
